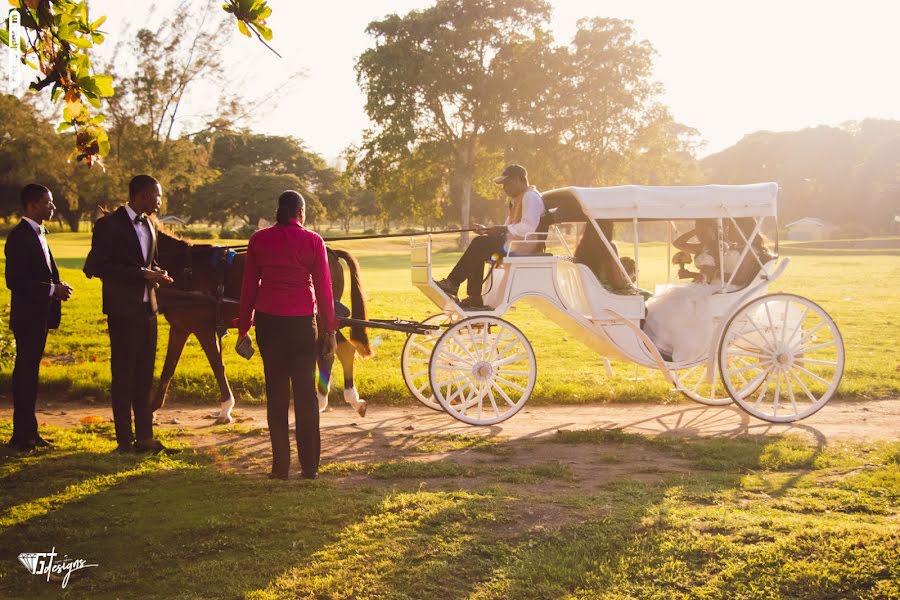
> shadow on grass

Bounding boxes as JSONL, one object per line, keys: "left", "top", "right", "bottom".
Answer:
{"left": 0, "top": 413, "right": 895, "bottom": 599}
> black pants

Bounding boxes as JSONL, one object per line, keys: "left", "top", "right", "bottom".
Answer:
{"left": 446, "top": 235, "right": 507, "bottom": 300}
{"left": 108, "top": 310, "right": 157, "bottom": 447}
{"left": 10, "top": 323, "right": 48, "bottom": 444}
{"left": 255, "top": 312, "right": 319, "bottom": 477}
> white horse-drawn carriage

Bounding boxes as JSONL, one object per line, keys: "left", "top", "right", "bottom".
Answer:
{"left": 401, "top": 183, "right": 844, "bottom": 425}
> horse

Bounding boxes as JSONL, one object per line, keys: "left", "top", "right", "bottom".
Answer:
{"left": 152, "top": 229, "right": 372, "bottom": 424}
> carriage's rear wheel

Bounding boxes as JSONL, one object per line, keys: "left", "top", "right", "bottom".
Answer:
{"left": 719, "top": 293, "right": 844, "bottom": 423}
{"left": 401, "top": 313, "right": 455, "bottom": 411}
{"left": 429, "top": 316, "right": 536, "bottom": 426}
{"left": 673, "top": 359, "right": 732, "bottom": 406}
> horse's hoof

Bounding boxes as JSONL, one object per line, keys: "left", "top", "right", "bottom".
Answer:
{"left": 356, "top": 401, "right": 367, "bottom": 418}
{"left": 214, "top": 414, "right": 233, "bottom": 425}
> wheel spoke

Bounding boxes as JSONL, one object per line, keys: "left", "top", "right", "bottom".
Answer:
{"left": 415, "top": 380, "right": 430, "bottom": 394}
{"left": 727, "top": 349, "right": 772, "bottom": 360}
{"left": 793, "top": 358, "right": 838, "bottom": 367}
{"left": 745, "top": 316, "right": 777, "bottom": 353}
{"left": 487, "top": 385, "right": 500, "bottom": 417}
{"left": 493, "top": 353, "right": 528, "bottom": 368}
{"left": 491, "top": 381, "right": 517, "bottom": 408}
{"left": 785, "top": 372, "right": 799, "bottom": 415}
{"left": 793, "top": 365, "right": 832, "bottom": 386}
{"left": 793, "top": 320, "right": 827, "bottom": 348}
{"left": 730, "top": 360, "right": 771, "bottom": 376}
{"left": 751, "top": 368, "right": 774, "bottom": 409}
{"left": 780, "top": 300, "right": 792, "bottom": 346}
{"left": 450, "top": 332, "right": 478, "bottom": 363}
{"left": 494, "top": 375, "right": 526, "bottom": 393}
{"left": 497, "top": 369, "right": 531, "bottom": 376}
{"left": 787, "top": 304, "right": 810, "bottom": 345}
{"left": 739, "top": 367, "right": 771, "bottom": 398}
{"left": 772, "top": 371, "right": 782, "bottom": 416}
{"left": 789, "top": 369, "right": 818, "bottom": 404}
{"left": 407, "top": 358, "right": 431, "bottom": 364}
{"left": 485, "top": 325, "right": 506, "bottom": 358}
{"left": 409, "top": 370, "right": 428, "bottom": 379}
{"left": 793, "top": 339, "right": 836, "bottom": 354}
{"left": 440, "top": 348, "right": 473, "bottom": 367}
{"left": 465, "top": 324, "right": 482, "bottom": 361}
{"left": 409, "top": 340, "right": 435, "bottom": 354}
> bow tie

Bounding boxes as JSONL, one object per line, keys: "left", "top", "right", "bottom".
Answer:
{"left": 133, "top": 214, "right": 148, "bottom": 225}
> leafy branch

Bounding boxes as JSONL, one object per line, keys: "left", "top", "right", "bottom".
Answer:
{"left": 2, "top": 0, "right": 278, "bottom": 167}
{"left": 222, "top": 0, "right": 281, "bottom": 58}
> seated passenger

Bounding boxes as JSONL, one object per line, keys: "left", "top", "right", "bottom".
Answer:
{"left": 726, "top": 218, "right": 775, "bottom": 288}
{"left": 436, "top": 164, "right": 545, "bottom": 309}
{"left": 672, "top": 220, "right": 720, "bottom": 283}
{"left": 573, "top": 220, "right": 638, "bottom": 294}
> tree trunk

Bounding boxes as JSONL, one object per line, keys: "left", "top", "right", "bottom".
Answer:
{"left": 457, "top": 141, "right": 476, "bottom": 249}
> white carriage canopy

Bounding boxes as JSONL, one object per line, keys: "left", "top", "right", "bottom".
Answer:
{"left": 541, "top": 183, "right": 779, "bottom": 221}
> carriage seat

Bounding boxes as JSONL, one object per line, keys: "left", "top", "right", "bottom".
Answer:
{"left": 555, "top": 260, "right": 645, "bottom": 321}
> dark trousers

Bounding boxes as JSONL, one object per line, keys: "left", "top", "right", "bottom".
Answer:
{"left": 108, "top": 310, "right": 157, "bottom": 447}
{"left": 446, "top": 234, "right": 507, "bottom": 300}
{"left": 255, "top": 312, "right": 319, "bottom": 477}
{"left": 10, "top": 324, "right": 48, "bottom": 444}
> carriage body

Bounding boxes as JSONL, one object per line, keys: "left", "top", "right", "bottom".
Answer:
{"left": 406, "top": 183, "right": 844, "bottom": 425}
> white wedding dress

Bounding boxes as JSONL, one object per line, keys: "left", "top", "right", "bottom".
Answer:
{"left": 642, "top": 248, "right": 742, "bottom": 363}
{"left": 643, "top": 283, "right": 715, "bottom": 363}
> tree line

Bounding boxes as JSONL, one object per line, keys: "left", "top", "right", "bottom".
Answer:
{"left": 2, "top": 0, "right": 897, "bottom": 237}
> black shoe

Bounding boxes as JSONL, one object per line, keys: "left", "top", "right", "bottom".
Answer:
{"left": 133, "top": 439, "right": 180, "bottom": 455}
{"left": 35, "top": 436, "right": 55, "bottom": 448}
{"left": 459, "top": 297, "right": 490, "bottom": 311}
{"left": 268, "top": 472, "right": 289, "bottom": 480}
{"left": 436, "top": 278, "right": 459, "bottom": 299}
{"left": 300, "top": 472, "right": 318, "bottom": 480}
{"left": 7, "top": 439, "right": 35, "bottom": 453}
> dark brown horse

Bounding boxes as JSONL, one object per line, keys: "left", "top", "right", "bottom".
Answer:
{"left": 152, "top": 230, "right": 372, "bottom": 424}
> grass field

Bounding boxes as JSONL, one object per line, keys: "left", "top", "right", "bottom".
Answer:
{"left": 0, "top": 421, "right": 896, "bottom": 598}
{"left": 0, "top": 233, "right": 897, "bottom": 599}
{"left": 0, "top": 233, "right": 897, "bottom": 407}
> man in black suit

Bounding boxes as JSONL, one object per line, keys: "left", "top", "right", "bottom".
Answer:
{"left": 4, "top": 184, "right": 74, "bottom": 452}
{"left": 83, "top": 175, "right": 175, "bottom": 454}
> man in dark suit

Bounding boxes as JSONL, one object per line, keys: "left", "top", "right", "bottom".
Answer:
{"left": 83, "top": 175, "right": 175, "bottom": 454}
{"left": 4, "top": 184, "right": 74, "bottom": 452}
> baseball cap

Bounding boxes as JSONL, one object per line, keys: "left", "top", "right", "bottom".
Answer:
{"left": 493, "top": 164, "right": 527, "bottom": 184}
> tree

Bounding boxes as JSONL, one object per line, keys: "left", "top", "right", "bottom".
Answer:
{"left": 2, "top": 0, "right": 276, "bottom": 166}
{"left": 357, "top": 0, "right": 551, "bottom": 246}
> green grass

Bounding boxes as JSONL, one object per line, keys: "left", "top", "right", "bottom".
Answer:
{"left": 0, "top": 420, "right": 896, "bottom": 598}
{"left": 0, "top": 233, "right": 897, "bottom": 406}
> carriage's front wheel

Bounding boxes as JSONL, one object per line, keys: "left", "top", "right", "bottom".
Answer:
{"left": 429, "top": 316, "right": 536, "bottom": 426}
{"left": 719, "top": 293, "right": 844, "bottom": 423}
{"left": 401, "top": 313, "right": 455, "bottom": 411}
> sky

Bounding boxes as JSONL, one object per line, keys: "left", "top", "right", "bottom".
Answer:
{"left": 6, "top": 0, "right": 900, "bottom": 161}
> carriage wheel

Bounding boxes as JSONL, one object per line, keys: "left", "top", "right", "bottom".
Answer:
{"left": 429, "top": 316, "right": 536, "bottom": 426}
{"left": 401, "top": 313, "right": 455, "bottom": 411}
{"left": 673, "top": 359, "right": 732, "bottom": 406}
{"left": 719, "top": 293, "right": 844, "bottom": 423}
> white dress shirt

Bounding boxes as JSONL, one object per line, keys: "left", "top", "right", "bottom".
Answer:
{"left": 22, "top": 217, "right": 55, "bottom": 298}
{"left": 124, "top": 205, "right": 152, "bottom": 302}
{"left": 503, "top": 186, "right": 545, "bottom": 253}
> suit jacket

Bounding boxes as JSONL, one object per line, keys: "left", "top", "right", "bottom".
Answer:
{"left": 83, "top": 206, "right": 159, "bottom": 317}
{"left": 4, "top": 220, "right": 62, "bottom": 331}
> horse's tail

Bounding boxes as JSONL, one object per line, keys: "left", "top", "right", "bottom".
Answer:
{"left": 331, "top": 248, "right": 373, "bottom": 357}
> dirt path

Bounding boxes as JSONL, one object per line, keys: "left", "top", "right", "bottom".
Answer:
{"left": 3, "top": 397, "right": 897, "bottom": 485}
{"left": 4, "top": 397, "right": 897, "bottom": 443}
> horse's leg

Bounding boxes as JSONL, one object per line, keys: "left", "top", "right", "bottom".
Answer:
{"left": 336, "top": 331, "right": 367, "bottom": 417}
{"left": 151, "top": 325, "right": 190, "bottom": 414}
{"left": 316, "top": 338, "right": 335, "bottom": 413}
{"left": 196, "top": 329, "right": 236, "bottom": 425}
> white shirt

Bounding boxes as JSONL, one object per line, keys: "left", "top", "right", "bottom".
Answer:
{"left": 124, "top": 205, "right": 152, "bottom": 302}
{"left": 503, "top": 186, "right": 545, "bottom": 254}
{"left": 22, "top": 217, "right": 54, "bottom": 298}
